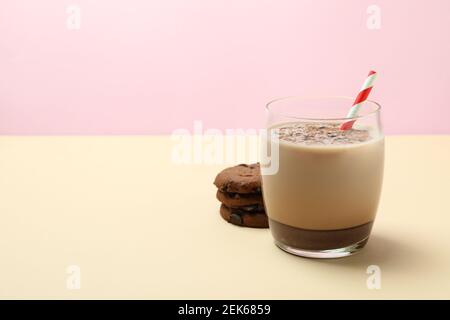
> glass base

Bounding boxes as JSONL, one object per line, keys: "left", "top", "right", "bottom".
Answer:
{"left": 274, "top": 237, "right": 368, "bottom": 259}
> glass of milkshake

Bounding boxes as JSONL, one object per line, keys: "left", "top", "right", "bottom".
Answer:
{"left": 261, "top": 96, "right": 384, "bottom": 258}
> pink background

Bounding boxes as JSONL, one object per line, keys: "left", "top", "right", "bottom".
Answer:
{"left": 1, "top": 0, "right": 449, "bottom": 135}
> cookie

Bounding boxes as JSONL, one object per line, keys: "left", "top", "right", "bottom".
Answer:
{"left": 216, "top": 190, "right": 264, "bottom": 208}
{"left": 213, "top": 163, "right": 261, "bottom": 194}
{"left": 219, "top": 204, "right": 268, "bottom": 228}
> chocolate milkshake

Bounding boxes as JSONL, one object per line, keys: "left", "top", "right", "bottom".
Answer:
{"left": 261, "top": 122, "right": 384, "bottom": 256}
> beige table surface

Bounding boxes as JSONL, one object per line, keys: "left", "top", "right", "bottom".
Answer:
{"left": 0, "top": 135, "right": 449, "bottom": 299}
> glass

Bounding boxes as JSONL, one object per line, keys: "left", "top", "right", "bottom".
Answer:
{"left": 260, "top": 96, "right": 384, "bottom": 258}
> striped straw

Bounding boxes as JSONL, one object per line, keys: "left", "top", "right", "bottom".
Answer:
{"left": 340, "top": 70, "right": 377, "bottom": 130}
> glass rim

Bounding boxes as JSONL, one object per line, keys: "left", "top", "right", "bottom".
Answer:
{"left": 265, "top": 96, "right": 381, "bottom": 121}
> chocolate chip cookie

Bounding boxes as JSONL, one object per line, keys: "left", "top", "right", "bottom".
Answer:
{"left": 214, "top": 163, "right": 268, "bottom": 228}
{"left": 216, "top": 190, "right": 264, "bottom": 208}
{"left": 219, "top": 204, "right": 268, "bottom": 228}
{"left": 213, "top": 163, "right": 261, "bottom": 194}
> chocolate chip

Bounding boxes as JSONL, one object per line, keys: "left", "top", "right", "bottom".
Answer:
{"left": 230, "top": 213, "right": 243, "bottom": 225}
{"left": 327, "top": 132, "right": 338, "bottom": 137}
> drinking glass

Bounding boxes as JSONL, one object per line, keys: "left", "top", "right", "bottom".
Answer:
{"left": 260, "top": 96, "right": 384, "bottom": 258}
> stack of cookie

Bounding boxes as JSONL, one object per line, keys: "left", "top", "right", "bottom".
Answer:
{"left": 213, "top": 163, "right": 268, "bottom": 228}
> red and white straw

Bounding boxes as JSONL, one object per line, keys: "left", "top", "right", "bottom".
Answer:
{"left": 340, "top": 70, "right": 377, "bottom": 130}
